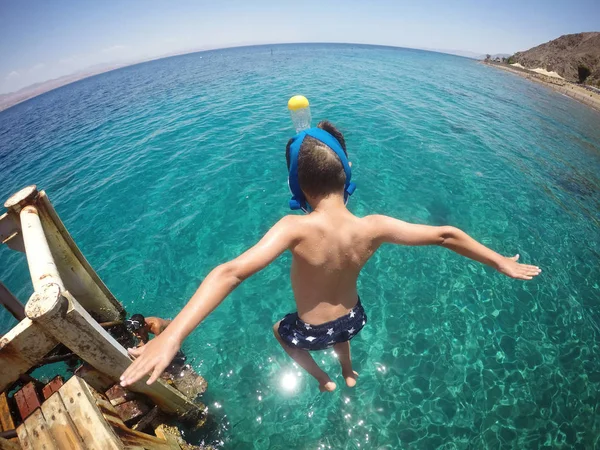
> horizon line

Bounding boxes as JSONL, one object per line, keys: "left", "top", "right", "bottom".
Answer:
{"left": 0, "top": 42, "right": 484, "bottom": 112}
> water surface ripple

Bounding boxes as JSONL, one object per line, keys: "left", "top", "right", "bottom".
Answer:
{"left": 1, "top": 44, "right": 599, "bottom": 449}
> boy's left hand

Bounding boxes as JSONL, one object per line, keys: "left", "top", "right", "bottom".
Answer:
{"left": 497, "top": 254, "right": 542, "bottom": 280}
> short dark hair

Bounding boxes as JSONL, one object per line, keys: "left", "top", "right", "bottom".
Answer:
{"left": 285, "top": 121, "right": 348, "bottom": 198}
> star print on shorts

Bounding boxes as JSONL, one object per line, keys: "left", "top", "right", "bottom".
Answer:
{"left": 277, "top": 298, "right": 367, "bottom": 351}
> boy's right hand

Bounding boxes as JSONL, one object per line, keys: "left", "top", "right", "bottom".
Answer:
{"left": 496, "top": 254, "right": 542, "bottom": 280}
{"left": 120, "top": 332, "right": 181, "bottom": 387}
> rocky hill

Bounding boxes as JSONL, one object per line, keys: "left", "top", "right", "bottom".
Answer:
{"left": 511, "top": 32, "right": 600, "bottom": 85}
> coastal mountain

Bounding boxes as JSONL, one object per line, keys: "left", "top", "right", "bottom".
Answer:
{"left": 0, "top": 64, "right": 127, "bottom": 112}
{"left": 511, "top": 32, "right": 600, "bottom": 84}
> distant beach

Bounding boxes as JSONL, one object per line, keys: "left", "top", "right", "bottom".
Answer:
{"left": 483, "top": 60, "right": 600, "bottom": 113}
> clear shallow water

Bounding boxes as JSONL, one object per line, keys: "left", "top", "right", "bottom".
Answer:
{"left": 1, "top": 43, "right": 600, "bottom": 449}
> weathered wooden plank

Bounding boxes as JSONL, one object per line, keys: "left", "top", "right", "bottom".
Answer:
{"left": 26, "top": 285, "right": 200, "bottom": 417}
{"left": 154, "top": 424, "right": 184, "bottom": 450}
{"left": 23, "top": 409, "right": 57, "bottom": 450}
{"left": 0, "top": 436, "right": 21, "bottom": 450}
{"left": 75, "top": 373, "right": 173, "bottom": 450}
{"left": 114, "top": 427, "right": 173, "bottom": 450}
{"left": 0, "top": 319, "right": 57, "bottom": 393}
{"left": 74, "top": 364, "right": 115, "bottom": 393}
{"left": 100, "top": 413, "right": 172, "bottom": 450}
{"left": 0, "top": 393, "right": 15, "bottom": 433}
{"left": 15, "top": 424, "right": 32, "bottom": 450}
{"left": 37, "top": 191, "right": 124, "bottom": 321}
{"left": 73, "top": 377, "right": 173, "bottom": 450}
{"left": 58, "top": 377, "right": 122, "bottom": 450}
{"left": 40, "top": 392, "right": 85, "bottom": 450}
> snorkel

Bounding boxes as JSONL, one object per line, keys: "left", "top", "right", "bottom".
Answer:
{"left": 287, "top": 96, "right": 356, "bottom": 213}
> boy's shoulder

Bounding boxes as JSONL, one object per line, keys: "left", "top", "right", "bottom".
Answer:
{"left": 277, "top": 213, "right": 391, "bottom": 225}
{"left": 276, "top": 213, "right": 391, "bottom": 233}
{"left": 275, "top": 214, "right": 313, "bottom": 234}
{"left": 268, "top": 213, "right": 402, "bottom": 250}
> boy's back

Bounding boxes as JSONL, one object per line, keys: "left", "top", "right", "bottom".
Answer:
{"left": 289, "top": 201, "right": 374, "bottom": 324}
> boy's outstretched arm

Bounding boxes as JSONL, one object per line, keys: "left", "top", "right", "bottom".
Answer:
{"left": 370, "top": 215, "right": 541, "bottom": 280}
{"left": 120, "top": 216, "right": 299, "bottom": 387}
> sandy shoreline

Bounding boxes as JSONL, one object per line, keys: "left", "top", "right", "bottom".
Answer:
{"left": 483, "top": 61, "right": 600, "bottom": 114}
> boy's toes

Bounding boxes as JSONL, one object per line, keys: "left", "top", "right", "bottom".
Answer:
{"left": 344, "top": 371, "right": 359, "bottom": 388}
{"left": 319, "top": 381, "right": 337, "bottom": 392}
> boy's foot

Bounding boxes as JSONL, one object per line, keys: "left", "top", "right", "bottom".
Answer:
{"left": 319, "top": 380, "right": 337, "bottom": 392}
{"left": 343, "top": 370, "right": 359, "bottom": 388}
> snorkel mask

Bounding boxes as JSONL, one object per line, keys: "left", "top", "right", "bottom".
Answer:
{"left": 125, "top": 315, "right": 145, "bottom": 332}
{"left": 287, "top": 127, "right": 356, "bottom": 213}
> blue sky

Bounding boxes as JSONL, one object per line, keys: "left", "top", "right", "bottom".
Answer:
{"left": 1, "top": 0, "right": 598, "bottom": 94}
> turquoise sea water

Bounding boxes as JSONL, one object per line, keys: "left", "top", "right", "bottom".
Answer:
{"left": 1, "top": 44, "right": 600, "bottom": 449}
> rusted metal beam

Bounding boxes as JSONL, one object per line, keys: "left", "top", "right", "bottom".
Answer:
{"left": 2, "top": 185, "right": 38, "bottom": 254}
{"left": 26, "top": 284, "right": 201, "bottom": 417}
{"left": 3, "top": 186, "right": 124, "bottom": 321}
{"left": 36, "top": 191, "right": 125, "bottom": 321}
{"left": 0, "top": 282, "right": 25, "bottom": 321}
{"left": 4, "top": 185, "right": 38, "bottom": 214}
{"left": 20, "top": 205, "right": 65, "bottom": 292}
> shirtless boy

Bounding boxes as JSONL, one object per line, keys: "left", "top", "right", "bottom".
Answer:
{"left": 125, "top": 314, "right": 171, "bottom": 345}
{"left": 120, "top": 121, "right": 541, "bottom": 392}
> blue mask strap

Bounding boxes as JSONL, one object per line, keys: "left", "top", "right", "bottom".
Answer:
{"left": 287, "top": 128, "right": 356, "bottom": 212}
{"left": 288, "top": 131, "right": 309, "bottom": 211}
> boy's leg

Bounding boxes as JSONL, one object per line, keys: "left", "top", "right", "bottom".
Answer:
{"left": 333, "top": 341, "right": 358, "bottom": 387}
{"left": 273, "top": 322, "right": 336, "bottom": 392}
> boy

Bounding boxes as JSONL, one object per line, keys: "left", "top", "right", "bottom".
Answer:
{"left": 120, "top": 121, "right": 541, "bottom": 392}
{"left": 125, "top": 314, "right": 172, "bottom": 345}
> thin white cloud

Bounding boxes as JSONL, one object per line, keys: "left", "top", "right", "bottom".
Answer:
{"left": 6, "top": 71, "right": 19, "bottom": 80}
{"left": 30, "top": 63, "right": 45, "bottom": 72}
{"left": 101, "top": 45, "right": 127, "bottom": 54}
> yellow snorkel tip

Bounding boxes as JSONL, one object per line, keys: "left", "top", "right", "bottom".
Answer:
{"left": 288, "top": 95, "right": 310, "bottom": 111}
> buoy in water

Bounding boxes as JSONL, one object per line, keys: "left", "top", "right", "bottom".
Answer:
{"left": 288, "top": 95, "right": 311, "bottom": 132}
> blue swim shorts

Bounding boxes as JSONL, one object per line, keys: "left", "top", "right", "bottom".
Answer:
{"left": 278, "top": 298, "right": 367, "bottom": 351}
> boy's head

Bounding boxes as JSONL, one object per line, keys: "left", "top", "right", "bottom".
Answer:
{"left": 126, "top": 314, "right": 146, "bottom": 332}
{"left": 286, "top": 121, "right": 348, "bottom": 200}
